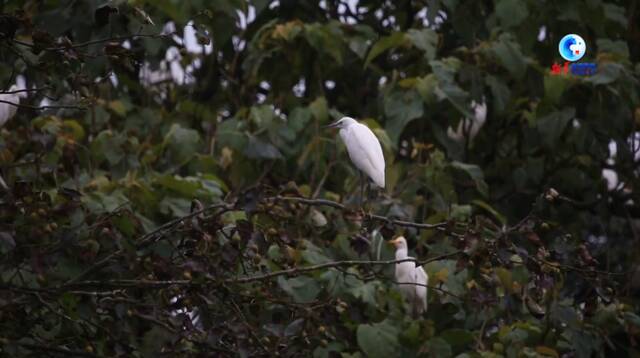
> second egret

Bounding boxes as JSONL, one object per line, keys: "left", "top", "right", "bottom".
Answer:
{"left": 389, "top": 236, "right": 428, "bottom": 317}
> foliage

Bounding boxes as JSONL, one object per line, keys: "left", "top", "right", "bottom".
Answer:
{"left": 1, "top": 0, "right": 640, "bottom": 356}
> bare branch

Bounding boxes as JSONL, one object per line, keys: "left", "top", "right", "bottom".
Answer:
{"left": 269, "top": 195, "right": 450, "bottom": 230}
{"left": 0, "top": 98, "right": 87, "bottom": 111}
{"left": 0, "top": 86, "right": 51, "bottom": 94}
{"left": 57, "top": 251, "right": 463, "bottom": 289}
{"left": 64, "top": 202, "right": 235, "bottom": 284}
{"left": 13, "top": 342, "right": 97, "bottom": 357}
{"left": 12, "top": 33, "right": 173, "bottom": 52}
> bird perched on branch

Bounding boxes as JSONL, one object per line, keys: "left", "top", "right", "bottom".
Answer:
{"left": 389, "top": 236, "right": 428, "bottom": 317}
{"left": 325, "top": 117, "right": 385, "bottom": 205}
{"left": 0, "top": 85, "right": 24, "bottom": 127}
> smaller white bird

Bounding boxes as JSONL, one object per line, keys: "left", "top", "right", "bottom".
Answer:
{"left": 0, "top": 85, "right": 24, "bottom": 128}
{"left": 447, "top": 99, "right": 488, "bottom": 143}
{"left": 389, "top": 236, "right": 428, "bottom": 317}
{"left": 325, "top": 117, "right": 385, "bottom": 204}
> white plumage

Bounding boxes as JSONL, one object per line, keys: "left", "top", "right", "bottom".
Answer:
{"left": 0, "top": 85, "right": 23, "bottom": 127}
{"left": 327, "top": 117, "right": 385, "bottom": 188}
{"left": 389, "top": 236, "right": 428, "bottom": 316}
{"left": 447, "top": 99, "right": 488, "bottom": 143}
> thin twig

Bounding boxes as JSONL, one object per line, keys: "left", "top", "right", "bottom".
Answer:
{"left": 13, "top": 342, "right": 97, "bottom": 357}
{"left": 269, "top": 196, "right": 449, "bottom": 230}
{"left": 57, "top": 251, "right": 463, "bottom": 289}
{"left": 0, "top": 86, "right": 51, "bottom": 94}
{"left": 64, "top": 202, "right": 234, "bottom": 285}
{"left": 0, "top": 98, "right": 86, "bottom": 111}
{"left": 12, "top": 33, "right": 172, "bottom": 51}
{"left": 134, "top": 312, "right": 177, "bottom": 333}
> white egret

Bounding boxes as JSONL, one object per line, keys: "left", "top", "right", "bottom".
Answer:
{"left": 325, "top": 117, "right": 385, "bottom": 204}
{"left": 0, "top": 85, "right": 23, "bottom": 127}
{"left": 389, "top": 236, "right": 428, "bottom": 317}
{"left": 447, "top": 99, "right": 487, "bottom": 143}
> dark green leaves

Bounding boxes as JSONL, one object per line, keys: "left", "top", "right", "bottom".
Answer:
{"left": 163, "top": 124, "right": 201, "bottom": 165}
{"left": 451, "top": 161, "right": 489, "bottom": 196}
{"left": 384, "top": 90, "right": 424, "bottom": 145}
{"left": 495, "top": 0, "right": 529, "bottom": 28}
{"left": 406, "top": 29, "right": 438, "bottom": 60}
{"left": 364, "top": 32, "right": 406, "bottom": 68}
{"left": 357, "top": 320, "right": 400, "bottom": 358}
{"left": 536, "top": 107, "right": 575, "bottom": 148}
{"left": 491, "top": 33, "right": 527, "bottom": 79}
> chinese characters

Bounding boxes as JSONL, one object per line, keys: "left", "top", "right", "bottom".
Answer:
{"left": 550, "top": 61, "right": 597, "bottom": 76}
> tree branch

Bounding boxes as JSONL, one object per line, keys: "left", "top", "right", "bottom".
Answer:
{"left": 14, "top": 342, "right": 97, "bottom": 357}
{"left": 12, "top": 33, "right": 172, "bottom": 51}
{"left": 57, "top": 251, "right": 463, "bottom": 289}
{"left": 64, "top": 202, "right": 234, "bottom": 285}
{"left": 0, "top": 86, "right": 51, "bottom": 94}
{"left": 0, "top": 98, "right": 86, "bottom": 111}
{"left": 268, "top": 195, "right": 450, "bottom": 230}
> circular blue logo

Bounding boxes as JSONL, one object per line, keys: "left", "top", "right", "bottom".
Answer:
{"left": 558, "top": 34, "right": 586, "bottom": 62}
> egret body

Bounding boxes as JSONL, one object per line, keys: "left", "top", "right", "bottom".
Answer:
{"left": 389, "top": 236, "right": 428, "bottom": 317}
{"left": 447, "top": 99, "right": 488, "bottom": 143}
{"left": 0, "top": 85, "right": 22, "bottom": 127}
{"left": 326, "top": 117, "right": 385, "bottom": 203}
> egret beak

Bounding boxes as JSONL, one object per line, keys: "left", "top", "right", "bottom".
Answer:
{"left": 323, "top": 121, "right": 340, "bottom": 129}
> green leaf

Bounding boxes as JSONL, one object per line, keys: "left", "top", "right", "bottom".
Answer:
{"left": 543, "top": 74, "right": 571, "bottom": 105}
{"left": 384, "top": 90, "right": 424, "bottom": 145}
{"left": 491, "top": 33, "right": 527, "bottom": 79}
{"left": 277, "top": 276, "right": 321, "bottom": 303}
{"left": 356, "top": 320, "right": 400, "bottom": 358}
{"left": 495, "top": 0, "right": 528, "bottom": 28}
{"left": 440, "top": 328, "right": 474, "bottom": 348}
{"left": 450, "top": 161, "right": 489, "bottom": 196}
{"left": 91, "top": 130, "right": 126, "bottom": 165}
{"left": 163, "top": 124, "right": 201, "bottom": 165}
{"left": 310, "top": 96, "right": 329, "bottom": 123}
{"left": 596, "top": 39, "right": 629, "bottom": 59}
{"left": 486, "top": 75, "right": 510, "bottom": 113}
{"left": 244, "top": 135, "right": 283, "bottom": 159}
{"left": 62, "top": 120, "right": 86, "bottom": 141}
{"left": 430, "top": 59, "right": 473, "bottom": 118}
{"left": 159, "top": 197, "right": 191, "bottom": 217}
{"left": 471, "top": 200, "right": 507, "bottom": 225}
{"left": 406, "top": 29, "right": 437, "bottom": 60}
{"left": 586, "top": 63, "right": 624, "bottom": 85}
{"left": 250, "top": 105, "right": 275, "bottom": 127}
{"left": 301, "top": 241, "right": 331, "bottom": 264}
{"left": 603, "top": 3, "right": 627, "bottom": 27}
{"left": 217, "top": 118, "right": 247, "bottom": 150}
{"left": 364, "top": 32, "right": 406, "bottom": 68}
{"left": 425, "top": 337, "right": 452, "bottom": 357}
{"left": 289, "top": 107, "right": 313, "bottom": 132}
{"left": 305, "top": 22, "right": 344, "bottom": 65}
{"left": 349, "top": 279, "right": 381, "bottom": 307}
{"left": 156, "top": 175, "right": 201, "bottom": 197}
{"left": 536, "top": 107, "right": 575, "bottom": 148}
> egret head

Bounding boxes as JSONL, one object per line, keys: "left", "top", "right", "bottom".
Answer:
{"left": 324, "top": 116, "right": 357, "bottom": 130}
{"left": 388, "top": 235, "right": 408, "bottom": 250}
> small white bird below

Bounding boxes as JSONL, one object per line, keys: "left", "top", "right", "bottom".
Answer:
{"left": 325, "top": 117, "right": 385, "bottom": 198}
{"left": 0, "top": 85, "right": 24, "bottom": 128}
{"left": 447, "top": 99, "right": 488, "bottom": 143}
{"left": 389, "top": 236, "right": 428, "bottom": 317}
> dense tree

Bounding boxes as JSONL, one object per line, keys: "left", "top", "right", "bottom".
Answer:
{"left": 1, "top": 0, "right": 640, "bottom": 356}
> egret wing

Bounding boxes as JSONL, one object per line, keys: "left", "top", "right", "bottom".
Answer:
{"left": 344, "top": 123, "right": 385, "bottom": 187}
{"left": 414, "top": 265, "right": 428, "bottom": 314}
